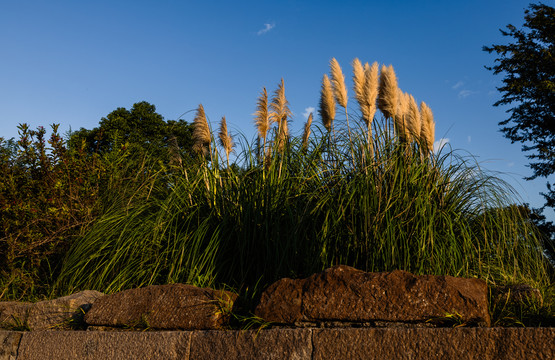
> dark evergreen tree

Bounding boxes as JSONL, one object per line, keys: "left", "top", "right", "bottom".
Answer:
{"left": 484, "top": 3, "right": 555, "bottom": 237}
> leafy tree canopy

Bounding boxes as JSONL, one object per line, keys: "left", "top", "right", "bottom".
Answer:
{"left": 69, "top": 101, "right": 194, "bottom": 161}
{"left": 483, "top": 2, "right": 555, "bottom": 211}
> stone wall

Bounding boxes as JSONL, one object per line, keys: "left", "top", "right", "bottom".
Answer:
{"left": 2, "top": 328, "right": 554, "bottom": 360}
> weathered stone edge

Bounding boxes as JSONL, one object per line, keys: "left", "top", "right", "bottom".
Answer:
{"left": 2, "top": 328, "right": 553, "bottom": 360}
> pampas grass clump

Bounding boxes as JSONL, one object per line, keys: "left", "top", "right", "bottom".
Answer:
{"left": 54, "top": 57, "right": 552, "bottom": 328}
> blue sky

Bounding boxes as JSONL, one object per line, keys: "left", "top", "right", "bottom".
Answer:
{"left": 1, "top": 0, "right": 553, "bottom": 220}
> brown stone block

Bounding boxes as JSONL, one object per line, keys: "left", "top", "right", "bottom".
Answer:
{"left": 0, "top": 331, "right": 22, "bottom": 360}
{"left": 1, "top": 291, "right": 103, "bottom": 331}
{"left": 17, "top": 331, "right": 191, "bottom": 360}
{"left": 0, "top": 302, "right": 31, "bottom": 330}
{"left": 85, "top": 284, "right": 238, "bottom": 330}
{"left": 312, "top": 328, "right": 555, "bottom": 360}
{"left": 190, "top": 328, "right": 312, "bottom": 359}
{"left": 27, "top": 290, "right": 104, "bottom": 330}
{"left": 256, "top": 265, "right": 490, "bottom": 326}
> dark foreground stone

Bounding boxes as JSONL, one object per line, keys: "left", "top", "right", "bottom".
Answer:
{"left": 85, "top": 284, "right": 238, "bottom": 330}
{"left": 0, "top": 331, "right": 22, "bottom": 360}
{"left": 0, "top": 291, "right": 104, "bottom": 331}
{"left": 6, "top": 328, "right": 554, "bottom": 360}
{"left": 312, "top": 328, "right": 555, "bottom": 360}
{"left": 190, "top": 329, "right": 312, "bottom": 359}
{"left": 255, "top": 265, "right": 490, "bottom": 326}
{"left": 491, "top": 284, "right": 543, "bottom": 307}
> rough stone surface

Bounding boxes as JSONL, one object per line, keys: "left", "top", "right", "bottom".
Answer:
{"left": 16, "top": 331, "right": 191, "bottom": 360}
{"left": 255, "top": 265, "right": 491, "bottom": 326}
{"left": 0, "top": 302, "right": 31, "bottom": 330}
{"left": 27, "top": 290, "right": 104, "bottom": 330}
{"left": 85, "top": 284, "right": 238, "bottom": 330}
{"left": 312, "top": 328, "right": 555, "bottom": 360}
{"left": 3, "top": 328, "right": 553, "bottom": 360}
{"left": 190, "top": 329, "right": 312, "bottom": 359}
{"left": 492, "top": 284, "right": 543, "bottom": 306}
{"left": 0, "top": 331, "right": 22, "bottom": 360}
{"left": 0, "top": 291, "right": 104, "bottom": 331}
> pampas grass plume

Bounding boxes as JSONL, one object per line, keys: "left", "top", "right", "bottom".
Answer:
{"left": 362, "top": 61, "right": 379, "bottom": 126}
{"left": 420, "top": 101, "right": 435, "bottom": 153}
{"left": 270, "top": 78, "right": 292, "bottom": 129}
{"left": 352, "top": 58, "right": 365, "bottom": 104}
{"left": 378, "top": 65, "right": 399, "bottom": 119}
{"left": 193, "top": 104, "right": 211, "bottom": 155}
{"left": 218, "top": 116, "right": 234, "bottom": 162}
{"left": 330, "top": 58, "right": 348, "bottom": 108}
{"left": 302, "top": 112, "right": 313, "bottom": 150}
{"left": 407, "top": 95, "right": 421, "bottom": 141}
{"left": 254, "top": 87, "right": 270, "bottom": 142}
{"left": 394, "top": 91, "right": 409, "bottom": 140}
{"left": 319, "top": 74, "right": 335, "bottom": 131}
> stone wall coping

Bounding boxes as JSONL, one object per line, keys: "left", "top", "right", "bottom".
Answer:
{"left": 1, "top": 327, "right": 553, "bottom": 359}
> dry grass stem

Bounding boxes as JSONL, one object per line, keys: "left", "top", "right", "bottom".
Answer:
{"left": 193, "top": 104, "right": 211, "bottom": 156}
{"left": 330, "top": 58, "right": 348, "bottom": 108}
{"left": 302, "top": 113, "right": 313, "bottom": 150}
{"left": 218, "top": 116, "right": 234, "bottom": 163}
{"left": 420, "top": 101, "right": 435, "bottom": 154}
{"left": 378, "top": 65, "right": 399, "bottom": 120}
{"left": 319, "top": 74, "right": 335, "bottom": 131}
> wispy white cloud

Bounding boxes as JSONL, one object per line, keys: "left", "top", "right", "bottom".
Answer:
{"left": 257, "top": 23, "right": 275, "bottom": 35}
{"left": 302, "top": 107, "right": 315, "bottom": 119}
{"left": 433, "top": 138, "right": 449, "bottom": 153}
{"left": 467, "top": 136, "right": 471, "bottom": 143}
{"left": 458, "top": 90, "right": 477, "bottom": 99}
{"left": 452, "top": 81, "right": 464, "bottom": 90}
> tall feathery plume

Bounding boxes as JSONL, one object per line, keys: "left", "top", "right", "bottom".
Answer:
{"left": 270, "top": 78, "right": 291, "bottom": 155}
{"left": 269, "top": 78, "right": 292, "bottom": 130}
{"left": 352, "top": 58, "right": 365, "bottom": 106}
{"left": 377, "top": 65, "right": 399, "bottom": 120}
{"left": 330, "top": 58, "right": 348, "bottom": 108}
{"left": 218, "top": 116, "right": 234, "bottom": 165}
{"left": 394, "top": 91, "right": 410, "bottom": 141}
{"left": 167, "top": 135, "right": 182, "bottom": 168}
{"left": 363, "top": 62, "right": 379, "bottom": 158}
{"left": 301, "top": 112, "right": 313, "bottom": 150}
{"left": 406, "top": 95, "right": 421, "bottom": 142}
{"left": 319, "top": 74, "right": 335, "bottom": 132}
{"left": 330, "top": 57, "right": 354, "bottom": 163}
{"left": 362, "top": 62, "right": 379, "bottom": 126}
{"left": 420, "top": 101, "right": 435, "bottom": 154}
{"left": 254, "top": 87, "right": 271, "bottom": 156}
{"left": 193, "top": 104, "right": 211, "bottom": 159}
